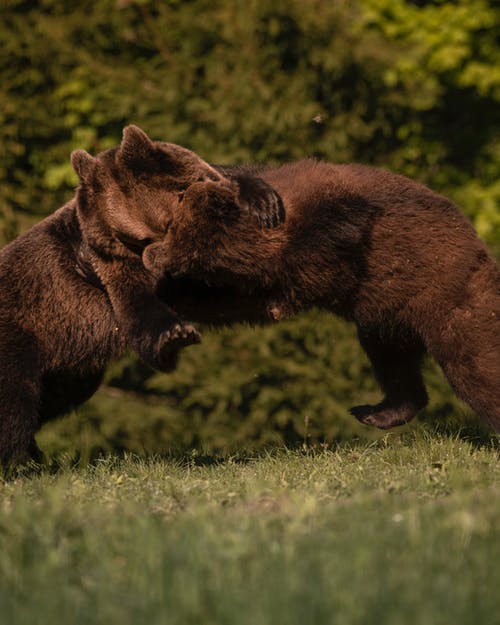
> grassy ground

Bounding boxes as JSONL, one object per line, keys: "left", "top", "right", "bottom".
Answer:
{"left": 1, "top": 426, "right": 499, "bottom": 625}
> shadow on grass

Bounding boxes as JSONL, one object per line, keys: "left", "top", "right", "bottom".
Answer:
{"left": 416, "top": 415, "right": 500, "bottom": 450}
{"left": 4, "top": 418, "right": 498, "bottom": 481}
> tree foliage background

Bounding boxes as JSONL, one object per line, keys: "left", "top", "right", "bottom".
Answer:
{"left": 1, "top": 0, "right": 499, "bottom": 458}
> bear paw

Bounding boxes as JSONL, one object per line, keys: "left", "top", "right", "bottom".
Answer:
{"left": 163, "top": 322, "right": 201, "bottom": 346}
{"left": 349, "top": 402, "right": 420, "bottom": 430}
{"left": 154, "top": 323, "right": 201, "bottom": 372}
{"left": 160, "top": 322, "right": 201, "bottom": 353}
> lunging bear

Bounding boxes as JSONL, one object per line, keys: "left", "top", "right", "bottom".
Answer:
{"left": 128, "top": 127, "right": 499, "bottom": 432}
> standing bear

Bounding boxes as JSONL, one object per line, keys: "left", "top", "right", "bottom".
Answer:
{"left": 126, "top": 133, "right": 499, "bottom": 432}
{"left": 0, "top": 126, "right": 283, "bottom": 466}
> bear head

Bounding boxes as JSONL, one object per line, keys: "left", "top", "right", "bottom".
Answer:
{"left": 71, "top": 125, "right": 230, "bottom": 257}
{"left": 142, "top": 176, "right": 286, "bottom": 292}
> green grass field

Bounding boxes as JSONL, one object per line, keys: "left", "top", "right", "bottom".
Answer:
{"left": 1, "top": 426, "right": 499, "bottom": 625}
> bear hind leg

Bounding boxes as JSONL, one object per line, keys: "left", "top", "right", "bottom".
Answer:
{"left": 431, "top": 327, "right": 500, "bottom": 431}
{"left": 428, "top": 260, "right": 500, "bottom": 431}
{"left": 0, "top": 374, "right": 42, "bottom": 469}
{"left": 350, "top": 329, "right": 428, "bottom": 429}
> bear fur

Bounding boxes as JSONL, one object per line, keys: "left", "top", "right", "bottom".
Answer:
{"left": 0, "top": 126, "right": 283, "bottom": 466}
{"left": 0, "top": 200, "right": 126, "bottom": 465}
{"left": 71, "top": 126, "right": 284, "bottom": 367}
{"left": 140, "top": 151, "right": 500, "bottom": 432}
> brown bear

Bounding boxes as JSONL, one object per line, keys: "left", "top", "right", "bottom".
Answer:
{"left": 138, "top": 146, "right": 500, "bottom": 433}
{"left": 0, "top": 198, "right": 127, "bottom": 466}
{"left": 0, "top": 127, "right": 283, "bottom": 466}
{"left": 70, "top": 126, "right": 284, "bottom": 363}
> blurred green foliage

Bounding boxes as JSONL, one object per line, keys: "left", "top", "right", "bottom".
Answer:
{"left": 37, "top": 313, "right": 476, "bottom": 461}
{"left": 1, "top": 0, "right": 498, "bottom": 457}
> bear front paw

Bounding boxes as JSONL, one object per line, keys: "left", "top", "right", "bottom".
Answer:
{"left": 242, "top": 178, "right": 285, "bottom": 229}
{"left": 163, "top": 322, "right": 201, "bottom": 346}
{"left": 154, "top": 323, "right": 201, "bottom": 371}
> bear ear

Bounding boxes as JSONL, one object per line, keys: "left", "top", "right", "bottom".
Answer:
{"left": 71, "top": 150, "right": 97, "bottom": 182}
{"left": 119, "top": 125, "right": 156, "bottom": 168}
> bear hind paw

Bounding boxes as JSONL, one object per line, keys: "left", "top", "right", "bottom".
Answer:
{"left": 349, "top": 400, "right": 424, "bottom": 430}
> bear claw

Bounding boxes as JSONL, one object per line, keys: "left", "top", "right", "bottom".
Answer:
{"left": 152, "top": 323, "right": 201, "bottom": 372}
{"left": 164, "top": 323, "right": 201, "bottom": 346}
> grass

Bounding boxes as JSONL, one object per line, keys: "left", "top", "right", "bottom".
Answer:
{"left": 1, "top": 426, "right": 499, "bottom": 625}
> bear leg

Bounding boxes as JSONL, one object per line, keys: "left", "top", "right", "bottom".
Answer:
{"left": 0, "top": 379, "right": 42, "bottom": 468}
{"left": 437, "top": 354, "right": 500, "bottom": 431}
{"left": 350, "top": 329, "right": 428, "bottom": 429}
{"left": 0, "top": 330, "right": 43, "bottom": 468}
{"left": 91, "top": 253, "right": 201, "bottom": 372}
{"left": 427, "top": 270, "right": 500, "bottom": 431}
